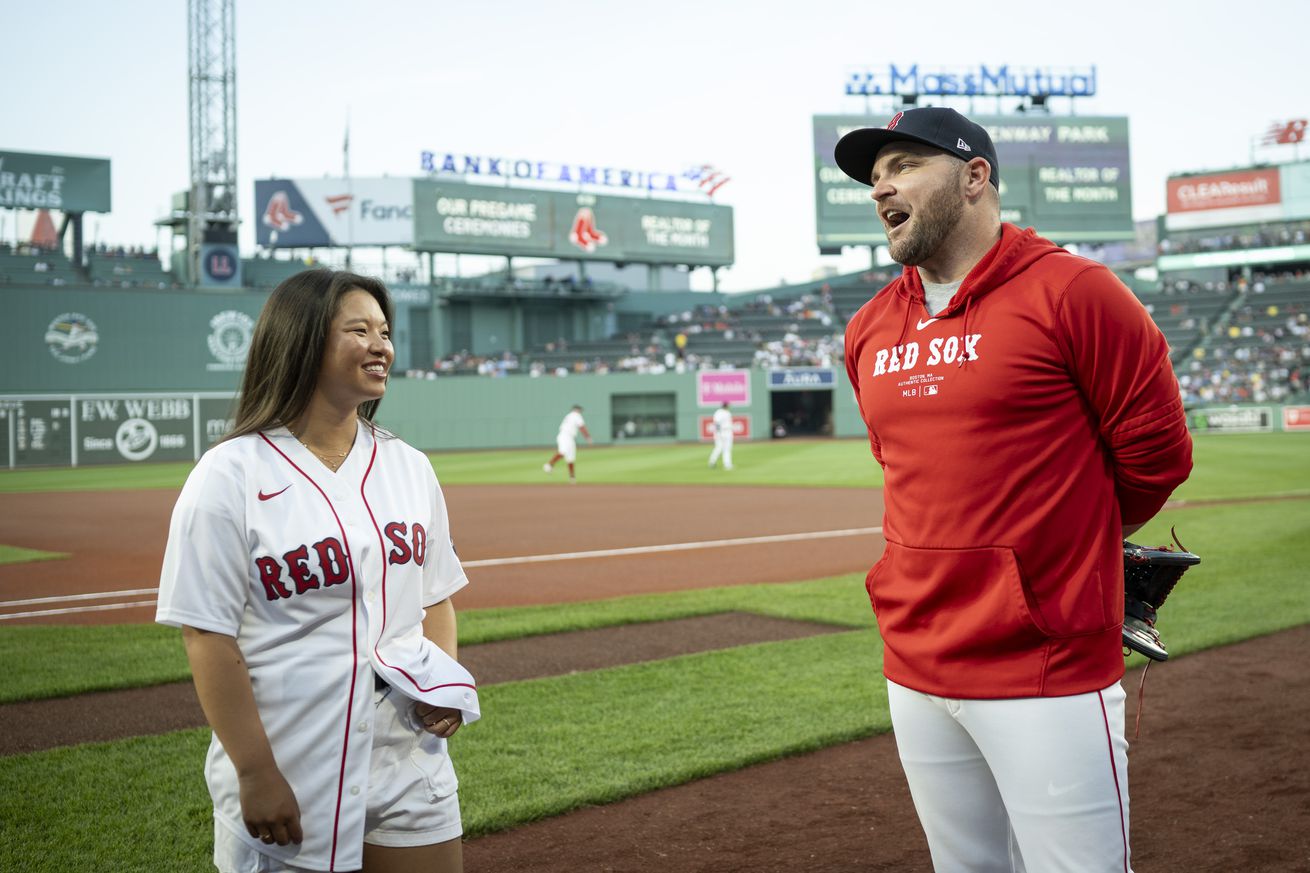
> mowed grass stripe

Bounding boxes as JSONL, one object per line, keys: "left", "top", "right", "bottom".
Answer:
{"left": 0, "top": 574, "right": 873, "bottom": 704}
{"left": 0, "top": 545, "right": 69, "bottom": 566}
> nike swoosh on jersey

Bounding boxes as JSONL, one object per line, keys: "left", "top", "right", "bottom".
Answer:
{"left": 258, "top": 485, "right": 292, "bottom": 501}
{"left": 1046, "top": 780, "right": 1083, "bottom": 797}
{"left": 916, "top": 317, "right": 939, "bottom": 330}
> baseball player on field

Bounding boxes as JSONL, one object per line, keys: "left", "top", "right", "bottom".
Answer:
{"left": 836, "top": 108, "right": 1192, "bottom": 871}
{"left": 707, "top": 401, "right": 734, "bottom": 470}
{"left": 157, "top": 269, "right": 479, "bottom": 873}
{"left": 543, "top": 404, "right": 592, "bottom": 482}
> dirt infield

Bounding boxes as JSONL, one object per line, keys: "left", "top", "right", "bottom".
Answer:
{"left": 0, "top": 484, "right": 885, "bottom": 624}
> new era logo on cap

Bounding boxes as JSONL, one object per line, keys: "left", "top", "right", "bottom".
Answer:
{"left": 957, "top": 138, "right": 972, "bottom": 152}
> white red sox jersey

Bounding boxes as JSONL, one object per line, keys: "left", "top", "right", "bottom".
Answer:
{"left": 559, "top": 409, "right": 585, "bottom": 439}
{"left": 712, "top": 408, "right": 733, "bottom": 440}
{"left": 157, "top": 421, "right": 480, "bottom": 872}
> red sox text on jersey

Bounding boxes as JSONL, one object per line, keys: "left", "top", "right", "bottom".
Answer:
{"left": 254, "top": 522, "right": 426, "bottom": 600}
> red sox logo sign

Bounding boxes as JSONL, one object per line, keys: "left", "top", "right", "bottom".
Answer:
{"left": 262, "top": 191, "right": 304, "bottom": 233}
{"left": 887, "top": 112, "right": 904, "bottom": 130}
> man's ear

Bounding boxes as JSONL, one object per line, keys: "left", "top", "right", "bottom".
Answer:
{"left": 964, "top": 157, "right": 992, "bottom": 197}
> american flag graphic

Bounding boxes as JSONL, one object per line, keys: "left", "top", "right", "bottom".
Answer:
{"left": 684, "top": 165, "right": 731, "bottom": 198}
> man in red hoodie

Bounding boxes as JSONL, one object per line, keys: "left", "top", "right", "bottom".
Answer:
{"left": 836, "top": 107, "right": 1192, "bottom": 872}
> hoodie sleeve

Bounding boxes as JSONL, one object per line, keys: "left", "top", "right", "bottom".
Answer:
{"left": 1055, "top": 265, "right": 1192, "bottom": 525}
{"left": 844, "top": 311, "right": 884, "bottom": 467}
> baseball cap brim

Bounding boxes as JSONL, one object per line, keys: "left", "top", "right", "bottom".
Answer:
{"left": 835, "top": 128, "right": 961, "bottom": 188}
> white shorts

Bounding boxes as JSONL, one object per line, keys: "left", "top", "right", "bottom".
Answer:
{"left": 555, "top": 434, "right": 577, "bottom": 462}
{"left": 212, "top": 686, "right": 461, "bottom": 872}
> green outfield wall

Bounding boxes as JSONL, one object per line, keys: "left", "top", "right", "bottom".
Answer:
{"left": 3, "top": 360, "right": 1304, "bottom": 469}
{"left": 0, "top": 369, "right": 865, "bottom": 467}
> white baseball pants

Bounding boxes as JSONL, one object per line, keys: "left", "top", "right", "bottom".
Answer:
{"left": 887, "top": 679, "right": 1132, "bottom": 873}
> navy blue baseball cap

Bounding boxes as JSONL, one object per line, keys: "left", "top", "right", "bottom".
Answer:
{"left": 834, "top": 107, "right": 1000, "bottom": 189}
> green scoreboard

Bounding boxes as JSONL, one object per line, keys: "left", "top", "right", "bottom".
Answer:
{"left": 813, "top": 114, "right": 1134, "bottom": 250}
{"left": 412, "top": 180, "right": 734, "bottom": 267}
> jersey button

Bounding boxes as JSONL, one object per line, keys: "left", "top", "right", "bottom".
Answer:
{"left": 357, "top": 721, "right": 368, "bottom": 733}
{"left": 350, "top": 785, "right": 361, "bottom": 796}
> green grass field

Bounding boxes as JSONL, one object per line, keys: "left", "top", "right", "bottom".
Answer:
{"left": 1, "top": 433, "right": 1308, "bottom": 871}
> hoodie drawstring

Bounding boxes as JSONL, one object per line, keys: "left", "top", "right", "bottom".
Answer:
{"left": 896, "top": 292, "right": 914, "bottom": 348}
{"left": 956, "top": 296, "right": 972, "bottom": 369}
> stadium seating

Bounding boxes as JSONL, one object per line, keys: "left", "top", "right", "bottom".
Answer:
{"left": 1174, "top": 278, "right": 1309, "bottom": 405}
{"left": 86, "top": 254, "right": 174, "bottom": 289}
{"left": 0, "top": 247, "right": 86, "bottom": 286}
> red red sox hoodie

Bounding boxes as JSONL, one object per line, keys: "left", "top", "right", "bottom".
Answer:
{"left": 844, "top": 223, "right": 1193, "bottom": 698}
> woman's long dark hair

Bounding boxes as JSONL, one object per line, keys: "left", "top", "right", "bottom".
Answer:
{"left": 225, "top": 269, "right": 394, "bottom": 441}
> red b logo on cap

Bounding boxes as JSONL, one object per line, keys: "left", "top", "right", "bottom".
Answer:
{"left": 887, "top": 112, "right": 904, "bottom": 130}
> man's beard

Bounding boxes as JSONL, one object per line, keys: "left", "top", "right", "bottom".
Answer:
{"left": 888, "top": 170, "right": 964, "bottom": 266}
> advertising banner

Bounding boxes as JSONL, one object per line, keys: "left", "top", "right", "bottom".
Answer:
{"left": 0, "top": 393, "right": 238, "bottom": 468}
{"left": 698, "top": 414, "right": 751, "bottom": 440}
{"left": 768, "top": 368, "right": 836, "bottom": 390}
{"left": 76, "top": 395, "right": 197, "bottom": 464}
{"left": 199, "top": 396, "right": 238, "bottom": 448}
{"left": 255, "top": 178, "right": 414, "bottom": 247}
{"left": 1164, "top": 168, "right": 1283, "bottom": 231}
{"left": 1283, "top": 405, "right": 1310, "bottom": 432}
{"left": 813, "top": 115, "right": 1133, "bottom": 247}
{"left": 1, "top": 398, "right": 73, "bottom": 468}
{"left": 412, "top": 180, "right": 734, "bottom": 267}
{"left": 696, "top": 371, "right": 750, "bottom": 406}
{"left": 0, "top": 150, "right": 112, "bottom": 213}
{"left": 1187, "top": 406, "right": 1274, "bottom": 433}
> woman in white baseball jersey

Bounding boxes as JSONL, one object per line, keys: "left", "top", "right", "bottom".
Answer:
{"left": 157, "top": 269, "right": 479, "bottom": 873}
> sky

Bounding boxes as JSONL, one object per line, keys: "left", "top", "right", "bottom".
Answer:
{"left": 3, "top": 0, "right": 1307, "bottom": 292}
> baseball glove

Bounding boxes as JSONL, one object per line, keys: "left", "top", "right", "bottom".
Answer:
{"left": 1122, "top": 530, "right": 1200, "bottom": 662}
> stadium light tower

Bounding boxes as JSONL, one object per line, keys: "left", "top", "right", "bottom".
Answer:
{"left": 186, "top": 0, "right": 240, "bottom": 285}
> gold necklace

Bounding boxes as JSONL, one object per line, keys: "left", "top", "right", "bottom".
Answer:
{"left": 288, "top": 428, "right": 352, "bottom": 471}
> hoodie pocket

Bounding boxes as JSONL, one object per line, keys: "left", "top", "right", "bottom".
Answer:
{"left": 867, "top": 542, "right": 1049, "bottom": 666}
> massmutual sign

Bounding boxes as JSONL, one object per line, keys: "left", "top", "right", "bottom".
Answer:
{"left": 845, "top": 64, "right": 1097, "bottom": 98}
